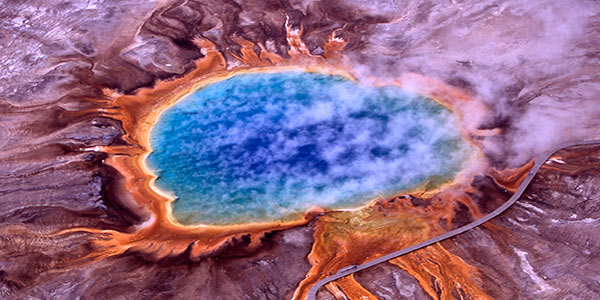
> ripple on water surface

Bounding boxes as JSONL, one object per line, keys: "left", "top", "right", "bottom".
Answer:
{"left": 148, "top": 71, "right": 473, "bottom": 225}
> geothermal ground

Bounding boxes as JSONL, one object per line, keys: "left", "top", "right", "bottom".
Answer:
{"left": 1, "top": 0, "right": 600, "bottom": 299}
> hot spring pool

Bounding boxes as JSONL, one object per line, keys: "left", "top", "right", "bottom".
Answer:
{"left": 147, "top": 71, "right": 473, "bottom": 225}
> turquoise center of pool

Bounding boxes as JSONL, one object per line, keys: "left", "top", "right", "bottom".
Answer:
{"left": 148, "top": 71, "right": 473, "bottom": 225}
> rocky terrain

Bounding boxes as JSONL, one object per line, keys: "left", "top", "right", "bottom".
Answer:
{"left": 1, "top": 0, "right": 599, "bottom": 299}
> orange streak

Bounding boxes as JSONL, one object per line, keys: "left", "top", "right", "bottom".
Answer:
{"left": 542, "top": 145, "right": 600, "bottom": 174}
{"left": 390, "top": 243, "right": 493, "bottom": 300}
{"left": 292, "top": 207, "right": 434, "bottom": 300}
{"left": 290, "top": 73, "right": 537, "bottom": 299}
{"left": 329, "top": 274, "right": 378, "bottom": 300}
{"left": 48, "top": 23, "right": 521, "bottom": 300}
{"left": 325, "top": 282, "right": 348, "bottom": 299}
{"left": 54, "top": 29, "right": 350, "bottom": 262}
{"left": 489, "top": 160, "right": 535, "bottom": 192}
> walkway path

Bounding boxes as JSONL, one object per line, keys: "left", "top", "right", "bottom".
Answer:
{"left": 308, "top": 140, "right": 600, "bottom": 299}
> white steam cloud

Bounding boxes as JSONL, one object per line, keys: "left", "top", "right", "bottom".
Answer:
{"left": 149, "top": 72, "right": 474, "bottom": 224}
{"left": 344, "top": 0, "right": 600, "bottom": 167}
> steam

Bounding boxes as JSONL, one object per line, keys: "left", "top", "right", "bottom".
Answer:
{"left": 343, "top": 0, "right": 600, "bottom": 167}
{"left": 148, "top": 72, "right": 474, "bottom": 225}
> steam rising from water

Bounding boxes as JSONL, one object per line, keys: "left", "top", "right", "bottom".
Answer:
{"left": 148, "top": 72, "right": 473, "bottom": 225}
{"left": 345, "top": 0, "right": 600, "bottom": 167}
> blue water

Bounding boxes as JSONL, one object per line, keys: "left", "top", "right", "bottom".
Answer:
{"left": 148, "top": 71, "right": 473, "bottom": 225}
